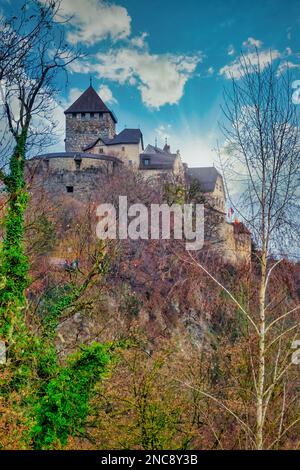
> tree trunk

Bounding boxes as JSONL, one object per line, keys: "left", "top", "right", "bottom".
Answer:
{"left": 256, "top": 246, "right": 267, "bottom": 449}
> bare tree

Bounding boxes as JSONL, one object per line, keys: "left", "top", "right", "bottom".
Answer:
{"left": 220, "top": 52, "right": 300, "bottom": 256}
{"left": 0, "top": 0, "right": 81, "bottom": 357}
{"left": 176, "top": 53, "right": 300, "bottom": 450}
{"left": 220, "top": 52, "right": 300, "bottom": 449}
{"left": 0, "top": 1, "right": 62, "bottom": 165}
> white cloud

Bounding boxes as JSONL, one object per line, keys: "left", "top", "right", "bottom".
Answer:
{"left": 67, "top": 87, "right": 82, "bottom": 104}
{"left": 40, "top": 0, "right": 201, "bottom": 108}
{"left": 66, "top": 84, "right": 117, "bottom": 106}
{"left": 277, "top": 60, "right": 300, "bottom": 76}
{"left": 207, "top": 66, "right": 214, "bottom": 75}
{"left": 98, "top": 84, "right": 117, "bottom": 104}
{"left": 242, "top": 37, "right": 263, "bottom": 49}
{"left": 49, "top": 99, "right": 66, "bottom": 148}
{"left": 219, "top": 49, "right": 281, "bottom": 79}
{"left": 285, "top": 47, "right": 293, "bottom": 56}
{"left": 227, "top": 44, "right": 235, "bottom": 56}
{"left": 130, "top": 32, "right": 148, "bottom": 49}
{"left": 292, "top": 80, "right": 300, "bottom": 105}
{"left": 71, "top": 48, "right": 202, "bottom": 108}
{"left": 49, "top": 0, "right": 131, "bottom": 45}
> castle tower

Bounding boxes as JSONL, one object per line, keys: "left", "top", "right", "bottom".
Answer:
{"left": 64, "top": 85, "right": 117, "bottom": 152}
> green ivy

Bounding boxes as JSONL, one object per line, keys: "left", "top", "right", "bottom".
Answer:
{"left": 0, "top": 132, "right": 118, "bottom": 450}
{"left": 31, "top": 342, "right": 113, "bottom": 449}
{"left": 0, "top": 130, "right": 30, "bottom": 348}
{"left": 38, "top": 284, "right": 80, "bottom": 341}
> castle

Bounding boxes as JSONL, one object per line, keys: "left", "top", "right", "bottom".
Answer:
{"left": 27, "top": 85, "right": 251, "bottom": 264}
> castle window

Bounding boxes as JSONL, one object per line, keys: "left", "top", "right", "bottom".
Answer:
{"left": 90, "top": 112, "right": 94, "bottom": 118}
{"left": 144, "top": 158, "right": 150, "bottom": 166}
{"left": 122, "top": 146, "right": 125, "bottom": 151}
{"left": 81, "top": 113, "right": 86, "bottom": 119}
{"left": 99, "top": 148, "right": 104, "bottom": 154}
{"left": 128, "top": 160, "right": 132, "bottom": 165}
{"left": 66, "top": 186, "right": 74, "bottom": 193}
{"left": 75, "top": 159, "right": 81, "bottom": 170}
{"left": 72, "top": 113, "right": 77, "bottom": 119}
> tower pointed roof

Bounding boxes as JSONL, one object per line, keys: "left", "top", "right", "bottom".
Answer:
{"left": 64, "top": 85, "right": 117, "bottom": 122}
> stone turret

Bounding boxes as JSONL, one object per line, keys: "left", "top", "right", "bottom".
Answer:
{"left": 163, "top": 138, "right": 171, "bottom": 153}
{"left": 64, "top": 85, "right": 117, "bottom": 152}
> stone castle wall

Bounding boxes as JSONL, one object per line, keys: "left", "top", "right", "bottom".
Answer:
{"left": 26, "top": 157, "right": 117, "bottom": 203}
{"left": 217, "top": 221, "right": 251, "bottom": 264}
{"left": 89, "top": 142, "right": 142, "bottom": 167}
{"left": 65, "top": 112, "right": 116, "bottom": 152}
{"left": 26, "top": 156, "right": 251, "bottom": 265}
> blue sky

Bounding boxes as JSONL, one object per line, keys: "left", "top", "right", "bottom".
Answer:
{"left": 3, "top": 0, "right": 300, "bottom": 166}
